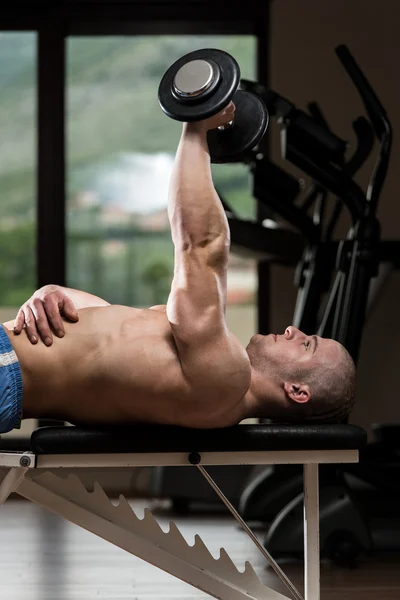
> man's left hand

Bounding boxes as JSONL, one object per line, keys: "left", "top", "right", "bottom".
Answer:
{"left": 13, "top": 284, "right": 79, "bottom": 346}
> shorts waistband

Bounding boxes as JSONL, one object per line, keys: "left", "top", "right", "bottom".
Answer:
{"left": 0, "top": 324, "right": 23, "bottom": 432}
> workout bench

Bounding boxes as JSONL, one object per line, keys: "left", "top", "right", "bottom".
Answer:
{"left": 0, "top": 422, "right": 366, "bottom": 600}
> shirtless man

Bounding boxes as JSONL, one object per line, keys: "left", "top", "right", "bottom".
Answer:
{"left": 0, "top": 103, "right": 356, "bottom": 435}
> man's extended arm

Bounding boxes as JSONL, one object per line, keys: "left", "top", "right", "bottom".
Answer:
{"left": 165, "top": 105, "right": 250, "bottom": 414}
{"left": 166, "top": 109, "right": 233, "bottom": 342}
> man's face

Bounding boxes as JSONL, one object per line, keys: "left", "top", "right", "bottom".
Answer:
{"left": 246, "top": 325, "right": 342, "bottom": 380}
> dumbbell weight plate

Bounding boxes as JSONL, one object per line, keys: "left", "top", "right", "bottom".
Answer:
{"left": 207, "top": 89, "right": 269, "bottom": 163}
{"left": 158, "top": 48, "right": 240, "bottom": 122}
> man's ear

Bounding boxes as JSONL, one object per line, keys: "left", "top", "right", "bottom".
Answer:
{"left": 283, "top": 382, "right": 311, "bottom": 404}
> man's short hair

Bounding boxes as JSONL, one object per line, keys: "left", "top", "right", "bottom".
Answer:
{"left": 276, "top": 343, "right": 356, "bottom": 424}
{"left": 303, "top": 344, "right": 357, "bottom": 423}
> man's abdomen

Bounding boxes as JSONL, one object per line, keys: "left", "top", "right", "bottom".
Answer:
{"left": 6, "top": 305, "right": 188, "bottom": 426}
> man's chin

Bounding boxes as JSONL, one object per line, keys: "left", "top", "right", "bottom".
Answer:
{"left": 246, "top": 334, "right": 262, "bottom": 351}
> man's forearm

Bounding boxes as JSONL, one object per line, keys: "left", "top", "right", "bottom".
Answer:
{"left": 168, "top": 123, "right": 230, "bottom": 254}
{"left": 58, "top": 286, "right": 110, "bottom": 309}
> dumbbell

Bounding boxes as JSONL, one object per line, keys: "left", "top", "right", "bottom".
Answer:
{"left": 158, "top": 48, "right": 269, "bottom": 163}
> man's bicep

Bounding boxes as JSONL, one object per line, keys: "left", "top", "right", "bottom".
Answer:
{"left": 166, "top": 248, "right": 228, "bottom": 345}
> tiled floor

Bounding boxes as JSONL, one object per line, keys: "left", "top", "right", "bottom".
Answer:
{"left": 1, "top": 496, "right": 399, "bottom": 599}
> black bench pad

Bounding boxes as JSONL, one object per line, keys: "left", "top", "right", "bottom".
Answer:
{"left": 30, "top": 423, "right": 367, "bottom": 455}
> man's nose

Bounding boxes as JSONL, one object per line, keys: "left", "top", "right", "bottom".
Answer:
{"left": 285, "top": 326, "right": 304, "bottom": 340}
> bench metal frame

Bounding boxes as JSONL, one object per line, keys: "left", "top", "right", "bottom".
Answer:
{"left": 0, "top": 447, "right": 359, "bottom": 600}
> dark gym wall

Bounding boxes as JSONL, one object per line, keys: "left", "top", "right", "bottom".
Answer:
{"left": 267, "top": 0, "right": 400, "bottom": 436}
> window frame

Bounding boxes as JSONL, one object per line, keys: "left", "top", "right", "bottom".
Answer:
{"left": 2, "top": 1, "right": 270, "bottom": 326}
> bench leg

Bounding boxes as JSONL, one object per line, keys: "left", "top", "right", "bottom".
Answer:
{"left": 303, "top": 464, "right": 320, "bottom": 600}
{"left": 15, "top": 470, "right": 292, "bottom": 600}
{"left": 0, "top": 467, "right": 28, "bottom": 505}
{"left": 197, "top": 464, "right": 303, "bottom": 600}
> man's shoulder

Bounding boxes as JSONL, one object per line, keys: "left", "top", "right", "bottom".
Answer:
{"left": 185, "top": 328, "right": 251, "bottom": 400}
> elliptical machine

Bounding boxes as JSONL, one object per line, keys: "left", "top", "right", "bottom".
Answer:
{"left": 238, "top": 44, "right": 395, "bottom": 566}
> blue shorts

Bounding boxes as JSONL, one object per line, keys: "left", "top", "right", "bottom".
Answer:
{"left": 0, "top": 325, "right": 23, "bottom": 433}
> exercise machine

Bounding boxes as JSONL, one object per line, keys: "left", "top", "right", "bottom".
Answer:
{"left": 239, "top": 44, "right": 396, "bottom": 566}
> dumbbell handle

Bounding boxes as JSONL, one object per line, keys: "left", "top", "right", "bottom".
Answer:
{"left": 218, "top": 120, "right": 234, "bottom": 131}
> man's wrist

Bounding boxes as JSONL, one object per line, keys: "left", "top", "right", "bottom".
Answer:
{"left": 182, "top": 121, "right": 207, "bottom": 137}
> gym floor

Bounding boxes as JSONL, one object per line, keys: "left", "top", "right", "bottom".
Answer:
{"left": 1, "top": 497, "right": 399, "bottom": 600}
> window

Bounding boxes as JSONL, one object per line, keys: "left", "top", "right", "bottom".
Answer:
{"left": 67, "top": 35, "right": 258, "bottom": 327}
{"left": 0, "top": 32, "right": 37, "bottom": 315}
